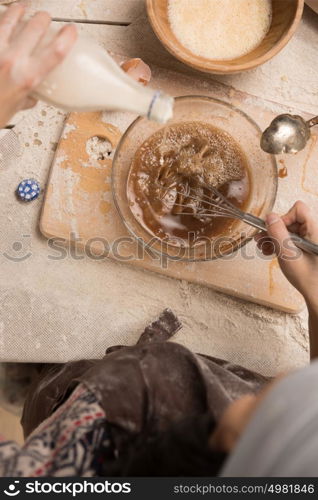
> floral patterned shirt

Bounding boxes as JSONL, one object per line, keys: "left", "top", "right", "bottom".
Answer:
{"left": 0, "top": 384, "right": 110, "bottom": 477}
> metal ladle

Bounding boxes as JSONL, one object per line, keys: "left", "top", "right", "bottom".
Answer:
{"left": 260, "top": 114, "right": 318, "bottom": 155}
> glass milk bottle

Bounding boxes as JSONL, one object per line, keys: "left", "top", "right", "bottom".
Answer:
{"left": 34, "top": 36, "right": 174, "bottom": 123}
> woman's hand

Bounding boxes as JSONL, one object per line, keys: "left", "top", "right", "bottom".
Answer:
{"left": 256, "top": 201, "right": 318, "bottom": 359}
{"left": 255, "top": 201, "right": 318, "bottom": 307}
{"left": 0, "top": 3, "right": 77, "bottom": 127}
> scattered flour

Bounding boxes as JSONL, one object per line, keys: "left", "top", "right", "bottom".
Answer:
{"left": 54, "top": 153, "right": 68, "bottom": 169}
{"left": 80, "top": 159, "right": 103, "bottom": 169}
{"left": 102, "top": 110, "right": 136, "bottom": 133}
{"left": 86, "top": 136, "right": 113, "bottom": 161}
{"left": 64, "top": 168, "right": 79, "bottom": 218}
{"left": 62, "top": 123, "right": 77, "bottom": 140}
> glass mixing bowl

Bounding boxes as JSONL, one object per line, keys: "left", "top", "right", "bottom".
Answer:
{"left": 112, "top": 96, "right": 277, "bottom": 261}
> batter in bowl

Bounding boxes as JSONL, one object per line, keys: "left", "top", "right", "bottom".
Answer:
{"left": 127, "top": 122, "right": 251, "bottom": 247}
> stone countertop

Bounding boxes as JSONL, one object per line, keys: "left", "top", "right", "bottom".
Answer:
{"left": 0, "top": 0, "right": 316, "bottom": 375}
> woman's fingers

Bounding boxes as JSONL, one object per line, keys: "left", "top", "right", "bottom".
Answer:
{"left": 283, "top": 201, "right": 318, "bottom": 243}
{"left": 33, "top": 24, "right": 77, "bottom": 82}
{"left": 254, "top": 214, "right": 297, "bottom": 259}
{"left": 266, "top": 213, "right": 298, "bottom": 260}
{"left": 282, "top": 200, "right": 311, "bottom": 227}
{"left": 0, "top": 3, "right": 25, "bottom": 47}
{"left": 255, "top": 201, "right": 318, "bottom": 258}
{"left": 19, "top": 96, "right": 37, "bottom": 110}
{"left": 0, "top": 8, "right": 76, "bottom": 126}
{"left": 12, "top": 11, "right": 51, "bottom": 55}
{"left": 284, "top": 222, "right": 301, "bottom": 234}
{"left": 282, "top": 201, "right": 313, "bottom": 238}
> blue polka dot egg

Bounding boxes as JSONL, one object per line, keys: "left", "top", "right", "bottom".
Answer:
{"left": 17, "top": 179, "right": 41, "bottom": 202}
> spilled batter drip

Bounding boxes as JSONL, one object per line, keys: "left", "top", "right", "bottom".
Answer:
{"left": 127, "top": 122, "right": 251, "bottom": 247}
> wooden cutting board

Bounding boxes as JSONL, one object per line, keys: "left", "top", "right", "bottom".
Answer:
{"left": 40, "top": 65, "right": 318, "bottom": 313}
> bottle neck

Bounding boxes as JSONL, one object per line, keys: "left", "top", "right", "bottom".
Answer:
{"left": 117, "top": 81, "right": 174, "bottom": 123}
{"left": 148, "top": 92, "right": 174, "bottom": 123}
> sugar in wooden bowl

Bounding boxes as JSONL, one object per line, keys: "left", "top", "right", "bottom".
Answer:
{"left": 168, "top": 0, "right": 272, "bottom": 60}
{"left": 146, "top": 0, "right": 304, "bottom": 74}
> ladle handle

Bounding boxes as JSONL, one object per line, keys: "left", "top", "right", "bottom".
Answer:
{"left": 243, "top": 213, "right": 318, "bottom": 256}
{"left": 307, "top": 116, "right": 318, "bottom": 128}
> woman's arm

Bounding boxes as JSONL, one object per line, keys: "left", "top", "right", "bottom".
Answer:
{"left": 307, "top": 303, "right": 318, "bottom": 360}
{"left": 256, "top": 201, "right": 318, "bottom": 359}
{"left": 0, "top": 4, "right": 77, "bottom": 128}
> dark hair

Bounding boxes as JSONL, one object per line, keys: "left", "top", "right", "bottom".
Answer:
{"left": 98, "top": 414, "right": 227, "bottom": 477}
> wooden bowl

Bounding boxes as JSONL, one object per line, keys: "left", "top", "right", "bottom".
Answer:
{"left": 146, "top": 0, "right": 304, "bottom": 74}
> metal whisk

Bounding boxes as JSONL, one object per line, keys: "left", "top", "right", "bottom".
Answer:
{"left": 163, "top": 183, "right": 318, "bottom": 256}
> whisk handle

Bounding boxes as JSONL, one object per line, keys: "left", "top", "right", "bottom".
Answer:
{"left": 242, "top": 213, "right": 267, "bottom": 232}
{"left": 288, "top": 233, "right": 318, "bottom": 256}
{"left": 243, "top": 213, "right": 318, "bottom": 256}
